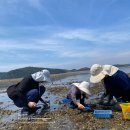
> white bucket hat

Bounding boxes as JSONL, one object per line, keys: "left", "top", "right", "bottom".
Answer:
{"left": 72, "top": 81, "right": 91, "bottom": 95}
{"left": 31, "top": 69, "right": 51, "bottom": 82}
{"left": 90, "top": 64, "right": 119, "bottom": 83}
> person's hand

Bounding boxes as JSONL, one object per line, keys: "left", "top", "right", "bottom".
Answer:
{"left": 77, "top": 103, "right": 85, "bottom": 110}
{"left": 28, "top": 102, "right": 37, "bottom": 108}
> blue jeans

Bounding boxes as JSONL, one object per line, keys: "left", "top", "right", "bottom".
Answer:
{"left": 14, "top": 87, "right": 45, "bottom": 108}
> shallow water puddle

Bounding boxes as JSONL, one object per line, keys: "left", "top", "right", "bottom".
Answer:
{"left": 0, "top": 89, "right": 65, "bottom": 126}
{"left": 52, "top": 73, "right": 89, "bottom": 86}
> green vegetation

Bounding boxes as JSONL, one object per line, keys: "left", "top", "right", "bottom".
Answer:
{"left": 0, "top": 66, "right": 89, "bottom": 80}
{"left": 0, "top": 64, "right": 129, "bottom": 80}
{"left": 114, "top": 64, "right": 130, "bottom": 67}
{"left": 0, "top": 67, "right": 68, "bottom": 79}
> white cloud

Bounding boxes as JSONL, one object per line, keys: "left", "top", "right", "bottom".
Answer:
{"left": 0, "top": 26, "right": 130, "bottom": 72}
{"left": 59, "top": 49, "right": 100, "bottom": 58}
{"left": 0, "top": 62, "right": 48, "bottom": 72}
{"left": 0, "top": 39, "right": 61, "bottom": 51}
{"left": 99, "top": 32, "right": 130, "bottom": 43}
{"left": 55, "top": 29, "right": 130, "bottom": 44}
{"left": 0, "top": 60, "right": 84, "bottom": 72}
{"left": 114, "top": 51, "right": 130, "bottom": 58}
{"left": 0, "top": 0, "right": 56, "bottom": 24}
{"left": 0, "top": 27, "right": 130, "bottom": 60}
{"left": 1, "top": 26, "right": 130, "bottom": 46}
{"left": 55, "top": 29, "right": 98, "bottom": 42}
{"left": 26, "top": 0, "right": 57, "bottom": 24}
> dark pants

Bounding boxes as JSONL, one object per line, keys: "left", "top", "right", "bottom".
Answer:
{"left": 66, "top": 98, "right": 85, "bottom": 109}
{"left": 14, "top": 86, "right": 45, "bottom": 108}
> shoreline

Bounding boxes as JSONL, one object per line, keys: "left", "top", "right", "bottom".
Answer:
{"left": 0, "top": 71, "right": 88, "bottom": 88}
{"left": 0, "top": 71, "right": 129, "bottom": 88}
{"left": 0, "top": 72, "right": 130, "bottom": 129}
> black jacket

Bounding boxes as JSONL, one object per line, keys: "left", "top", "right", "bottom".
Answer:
{"left": 7, "top": 76, "right": 39, "bottom": 102}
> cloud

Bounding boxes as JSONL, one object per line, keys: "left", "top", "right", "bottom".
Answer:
{"left": 54, "top": 29, "right": 98, "bottom": 42}
{"left": 55, "top": 28, "right": 130, "bottom": 44}
{"left": 0, "top": 26, "right": 130, "bottom": 72}
{"left": 0, "top": 60, "right": 80, "bottom": 72}
{"left": 99, "top": 32, "right": 130, "bottom": 43}
{"left": 0, "top": 39, "right": 60, "bottom": 51}
{"left": 0, "top": 0, "right": 57, "bottom": 26}
{"left": 59, "top": 49, "right": 100, "bottom": 58}
{"left": 0, "top": 27, "right": 130, "bottom": 60}
{"left": 115, "top": 51, "right": 130, "bottom": 58}
{"left": 26, "top": 0, "right": 57, "bottom": 24}
{"left": 0, "top": 62, "right": 50, "bottom": 72}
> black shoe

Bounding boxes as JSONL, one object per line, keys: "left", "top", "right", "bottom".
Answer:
{"left": 28, "top": 106, "right": 41, "bottom": 115}
{"left": 21, "top": 107, "right": 29, "bottom": 115}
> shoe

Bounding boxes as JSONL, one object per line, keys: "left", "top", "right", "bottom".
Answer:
{"left": 21, "top": 107, "right": 29, "bottom": 115}
{"left": 69, "top": 104, "right": 77, "bottom": 109}
{"left": 69, "top": 101, "right": 77, "bottom": 109}
{"left": 83, "top": 106, "right": 93, "bottom": 112}
{"left": 79, "top": 104, "right": 93, "bottom": 112}
{"left": 28, "top": 106, "right": 41, "bottom": 115}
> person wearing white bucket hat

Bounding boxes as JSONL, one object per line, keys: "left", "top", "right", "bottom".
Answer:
{"left": 7, "top": 69, "right": 51, "bottom": 115}
{"left": 66, "top": 81, "right": 91, "bottom": 110}
{"left": 31, "top": 69, "right": 51, "bottom": 82}
{"left": 90, "top": 64, "right": 130, "bottom": 105}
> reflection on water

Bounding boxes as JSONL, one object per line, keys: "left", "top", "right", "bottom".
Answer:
{"left": 53, "top": 67, "right": 130, "bottom": 85}
{"left": 0, "top": 90, "right": 64, "bottom": 124}
{"left": 0, "top": 91, "right": 63, "bottom": 111}
{"left": 1, "top": 66, "right": 130, "bottom": 109}
{"left": 53, "top": 74, "right": 90, "bottom": 86}
{"left": 119, "top": 66, "right": 130, "bottom": 73}
{"left": 0, "top": 66, "right": 130, "bottom": 121}
{"left": 0, "top": 92, "right": 19, "bottom": 110}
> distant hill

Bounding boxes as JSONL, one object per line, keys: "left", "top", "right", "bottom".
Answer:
{"left": 114, "top": 64, "right": 130, "bottom": 67}
{"left": 0, "top": 66, "right": 90, "bottom": 80}
{"left": 78, "top": 67, "right": 90, "bottom": 71}
{"left": 0, "top": 67, "right": 68, "bottom": 80}
{"left": 0, "top": 64, "right": 129, "bottom": 80}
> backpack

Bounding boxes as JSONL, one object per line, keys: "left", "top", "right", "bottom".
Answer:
{"left": 7, "top": 82, "right": 21, "bottom": 100}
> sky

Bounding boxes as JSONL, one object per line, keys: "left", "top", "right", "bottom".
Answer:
{"left": 0, "top": 0, "right": 130, "bottom": 72}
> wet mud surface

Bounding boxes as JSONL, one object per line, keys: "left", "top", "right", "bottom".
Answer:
{"left": 47, "top": 86, "right": 69, "bottom": 95}
{"left": 45, "top": 107, "right": 130, "bottom": 130}
{"left": 1, "top": 74, "right": 130, "bottom": 130}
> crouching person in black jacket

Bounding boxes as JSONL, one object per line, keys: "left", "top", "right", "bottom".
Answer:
{"left": 7, "top": 69, "right": 51, "bottom": 115}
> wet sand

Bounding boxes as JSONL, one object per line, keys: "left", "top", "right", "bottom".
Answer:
{"left": 9, "top": 84, "right": 130, "bottom": 130}
{"left": 0, "top": 72, "right": 130, "bottom": 130}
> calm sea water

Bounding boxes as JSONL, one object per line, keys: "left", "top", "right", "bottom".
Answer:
{"left": 53, "top": 66, "right": 130, "bottom": 85}
{"left": 119, "top": 66, "right": 130, "bottom": 73}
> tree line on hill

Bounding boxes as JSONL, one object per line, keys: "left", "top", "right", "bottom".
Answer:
{"left": 0, "top": 64, "right": 129, "bottom": 80}
{"left": 0, "top": 67, "right": 89, "bottom": 80}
